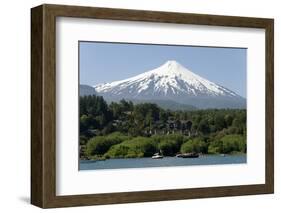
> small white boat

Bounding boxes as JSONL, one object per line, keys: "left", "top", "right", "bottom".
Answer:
{"left": 152, "top": 153, "right": 163, "bottom": 159}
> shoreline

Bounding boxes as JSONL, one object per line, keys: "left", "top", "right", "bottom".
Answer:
{"left": 80, "top": 153, "right": 246, "bottom": 162}
{"left": 79, "top": 154, "right": 247, "bottom": 170}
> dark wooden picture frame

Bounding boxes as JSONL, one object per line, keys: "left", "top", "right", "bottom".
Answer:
{"left": 31, "top": 4, "right": 274, "bottom": 208}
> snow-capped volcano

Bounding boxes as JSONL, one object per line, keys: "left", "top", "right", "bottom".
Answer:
{"left": 95, "top": 60, "right": 238, "bottom": 98}
{"left": 91, "top": 60, "right": 246, "bottom": 109}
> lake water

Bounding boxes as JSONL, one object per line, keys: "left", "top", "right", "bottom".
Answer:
{"left": 79, "top": 155, "right": 246, "bottom": 170}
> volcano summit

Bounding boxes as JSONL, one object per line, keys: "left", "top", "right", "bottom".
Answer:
{"left": 82, "top": 60, "right": 246, "bottom": 109}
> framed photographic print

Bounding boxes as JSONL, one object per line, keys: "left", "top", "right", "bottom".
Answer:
{"left": 31, "top": 4, "right": 274, "bottom": 208}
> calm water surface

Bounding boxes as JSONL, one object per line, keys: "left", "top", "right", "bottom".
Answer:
{"left": 79, "top": 155, "right": 246, "bottom": 170}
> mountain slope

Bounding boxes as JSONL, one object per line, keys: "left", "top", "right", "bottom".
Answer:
{"left": 93, "top": 60, "right": 246, "bottom": 109}
{"left": 129, "top": 99, "right": 197, "bottom": 111}
{"left": 80, "top": 84, "right": 97, "bottom": 96}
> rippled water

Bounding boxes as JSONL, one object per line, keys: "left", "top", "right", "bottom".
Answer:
{"left": 79, "top": 155, "right": 246, "bottom": 170}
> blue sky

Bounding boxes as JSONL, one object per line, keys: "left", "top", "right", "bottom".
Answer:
{"left": 79, "top": 42, "right": 247, "bottom": 98}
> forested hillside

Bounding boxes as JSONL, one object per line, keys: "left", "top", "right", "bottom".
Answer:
{"left": 79, "top": 95, "right": 246, "bottom": 160}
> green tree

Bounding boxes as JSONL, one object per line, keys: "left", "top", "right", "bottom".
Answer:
{"left": 197, "top": 119, "right": 210, "bottom": 135}
{"left": 208, "top": 134, "right": 246, "bottom": 154}
{"left": 86, "top": 133, "right": 130, "bottom": 157}
{"left": 105, "top": 137, "right": 157, "bottom": 158}
{"left": 224, "top": 114, "right": 234, "bottom": 127}
{"left": 180, "top": 138, "right": 207, "bottom": 153}
{"left": 214, "top": 114, "right": 226, "bottom": 130}
{"left": 158, "top": 140, "right": 175, "bottom": 156}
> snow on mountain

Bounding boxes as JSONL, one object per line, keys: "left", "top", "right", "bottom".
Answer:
{"left": 92, "top": 60, "right": 246, "bottom": 109}
{"left": 94, "top": 60, "right": 238, "bottom": 97}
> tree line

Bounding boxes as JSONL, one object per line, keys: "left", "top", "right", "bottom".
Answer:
{"left": 79, "top": 95, "right": 246, "bottom": 159}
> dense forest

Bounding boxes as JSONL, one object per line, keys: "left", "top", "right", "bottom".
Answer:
{"left": 80, "top": 95, "right": 246, "bottom": 160}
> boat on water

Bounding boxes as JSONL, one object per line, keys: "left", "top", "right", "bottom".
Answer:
{"left": 176, "top": 152, "right": 199, "bottom": 158}
{"left": 152, "top": 153, "right": 163, "bottom": 159}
